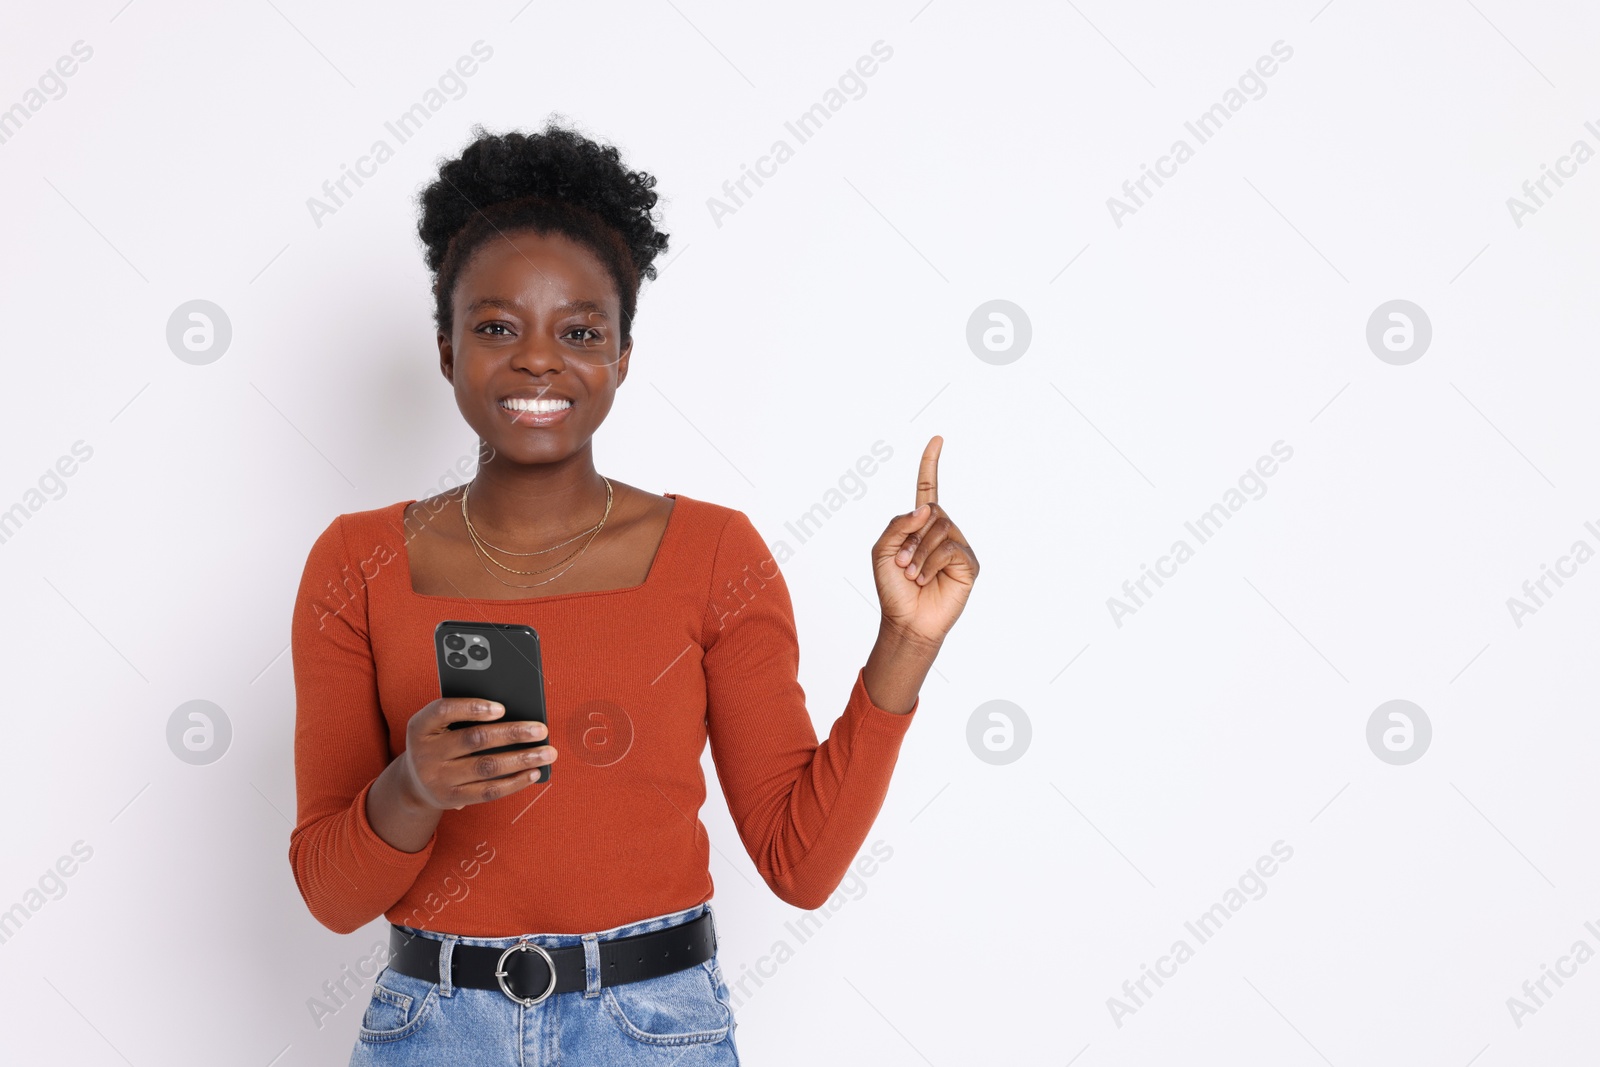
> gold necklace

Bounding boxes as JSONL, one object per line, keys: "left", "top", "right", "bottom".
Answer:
{"left": 471, "top": 529, "right": 591, "bottom": 577}
{"left": 463, "top": 507, "right": 604, "bottom": 587}
{"left": 460, "top": 478, "right": 613, "bottom": 588}
{"left": 460, "top": 480, "right": 609, "bottom": 556}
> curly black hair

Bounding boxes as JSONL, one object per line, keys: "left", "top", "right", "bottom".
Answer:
{"left": 416, "top": 118, "right": 669, "bottom": 345}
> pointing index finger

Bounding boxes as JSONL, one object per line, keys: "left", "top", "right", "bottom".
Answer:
{"left": 916, "top": 436, "right": 942, "bottom": 509}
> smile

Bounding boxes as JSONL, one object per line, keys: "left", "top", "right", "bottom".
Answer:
{"left": 498, "top": 397, "right": 573, "bottom": 425}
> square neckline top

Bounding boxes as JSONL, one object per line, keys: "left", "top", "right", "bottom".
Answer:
{"left": 392, "top": 493, "right": 682, "bottom": 605}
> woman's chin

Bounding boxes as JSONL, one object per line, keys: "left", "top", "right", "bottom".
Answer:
{"left": 482, "top": 432, "right": 580, "bottom": 466}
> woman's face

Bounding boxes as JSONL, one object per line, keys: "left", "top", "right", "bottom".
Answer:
{"left": 438, "top": 229, "right": 631, "bottom": 467}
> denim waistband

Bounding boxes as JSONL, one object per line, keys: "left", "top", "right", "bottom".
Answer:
{"left": 391, "top": 901, "right": 712, "bottom": 952}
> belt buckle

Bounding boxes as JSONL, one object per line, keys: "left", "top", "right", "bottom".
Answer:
{"left": 495, "top": 936, "right": 558, "bottom": 1006}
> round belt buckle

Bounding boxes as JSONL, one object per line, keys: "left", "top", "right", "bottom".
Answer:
{"left": 495, "top": 938, "right": 558, "bottom": 1006}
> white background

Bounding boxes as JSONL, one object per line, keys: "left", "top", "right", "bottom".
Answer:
{"left": 2, "top": 1, "right": 1598, "bottom": 1064}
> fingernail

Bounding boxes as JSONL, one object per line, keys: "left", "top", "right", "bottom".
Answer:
{"left": 906, "top": 562, "right": 918, "bottom": 577}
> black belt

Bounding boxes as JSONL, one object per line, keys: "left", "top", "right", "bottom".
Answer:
{"left": 386, "top": 912, "right": 715, "bottom": 1006}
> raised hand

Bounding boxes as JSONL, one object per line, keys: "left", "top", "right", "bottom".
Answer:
{"left": 872, "top": 436, "right": 979, "bottom": 650}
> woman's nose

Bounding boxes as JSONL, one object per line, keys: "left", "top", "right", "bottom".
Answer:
{"left": 507, "top": 333, "right": 567, "bottom": 373}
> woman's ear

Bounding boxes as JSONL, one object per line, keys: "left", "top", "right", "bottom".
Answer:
{"left": 437, "top": 331, "right": 455, "bottom": 384}
{"left": 616, "top": 337, "right": 633, "bottom": 386}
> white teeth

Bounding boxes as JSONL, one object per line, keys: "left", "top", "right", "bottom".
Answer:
{"left": 500, "top": 397, "right": 572, "bottom": 413}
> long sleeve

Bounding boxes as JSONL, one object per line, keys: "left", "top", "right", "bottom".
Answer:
{"left": 287, "top": 516, "right": 435, "bottom": 934}
{"left": 701, "top": 511, "right": 918, "bottom": 910}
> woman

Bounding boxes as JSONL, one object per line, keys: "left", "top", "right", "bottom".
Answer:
{"left": 288, "top": 119, "right": 979, "bottom": 1065}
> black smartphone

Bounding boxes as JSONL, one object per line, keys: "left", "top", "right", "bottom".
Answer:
{"left": 433, "top": 620, "right": 550, "bottom": 783}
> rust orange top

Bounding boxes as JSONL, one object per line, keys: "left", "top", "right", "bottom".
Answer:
{"left": 288, "top": 493, "right": 918, "bottom": 936}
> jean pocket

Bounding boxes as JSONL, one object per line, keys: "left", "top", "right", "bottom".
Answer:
{"left": 602, "top": 961, "right": 732, "bottom": 1046}
{"left": 707, "top": 960, "right": 737, "bottom": 1019}
{"left": 357, "top": 966, "right": 439, "bottom": 1044}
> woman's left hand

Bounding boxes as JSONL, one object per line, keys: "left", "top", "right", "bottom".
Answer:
{"left": 872, "top": 436, "right": 979, "bottom": 650}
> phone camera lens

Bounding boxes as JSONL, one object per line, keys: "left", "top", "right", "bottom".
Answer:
{"left": 467, "top": 644, "right": 488, "bottom": 661}
{"left": 446, "top": 652, "right": 468, "bottom": 668}
{"left": 444, "top": 634, "right": 466, "bottom": 651}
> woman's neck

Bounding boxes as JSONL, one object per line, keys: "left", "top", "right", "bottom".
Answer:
{"left": 462, "top": 446, "right": 615, "bottom": 546}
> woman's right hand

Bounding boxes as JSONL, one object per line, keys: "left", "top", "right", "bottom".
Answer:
{"left": 400, "top": 698, "right": 558, "bottom": 811}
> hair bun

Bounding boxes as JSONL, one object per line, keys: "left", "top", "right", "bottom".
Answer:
{"left": 417, "top": 118, "right": 670, "bottom": 341}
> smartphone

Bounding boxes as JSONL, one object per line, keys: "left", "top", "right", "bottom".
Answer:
{"left": 433, "top": 620, "right": 550, "bottom": 783}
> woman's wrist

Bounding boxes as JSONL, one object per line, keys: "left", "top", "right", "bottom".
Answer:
{"left": 368, "top": 755, "right": 444, "bottom": 852}
{"left": 862, "top": 621, "right": 941, "bottom": 714}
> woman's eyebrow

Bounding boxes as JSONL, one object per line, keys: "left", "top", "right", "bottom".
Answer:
{"left": 463, "top": 295, "right": 519, "bottom": 314}
{"left": 554, "top": 299, "right": 608, "bottom": 318}
{"left": 464, "top": 296, "right": 608, "bottom": 317}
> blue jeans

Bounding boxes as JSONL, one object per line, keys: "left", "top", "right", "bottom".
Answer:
{"left": 350, "top": 902, "right": 739, "bottom": 1065}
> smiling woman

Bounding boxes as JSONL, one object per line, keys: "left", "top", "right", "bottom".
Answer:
{"left": 287, "top": 118, "right": 978, "bottom": 1066}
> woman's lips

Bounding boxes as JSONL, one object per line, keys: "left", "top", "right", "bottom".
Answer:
{"left": 498, "top": 399, "right": 573, "bottom": 427}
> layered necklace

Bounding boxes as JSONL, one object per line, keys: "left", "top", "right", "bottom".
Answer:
{"left": 459, "top": 477, "right": 614, "bottom": 589}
